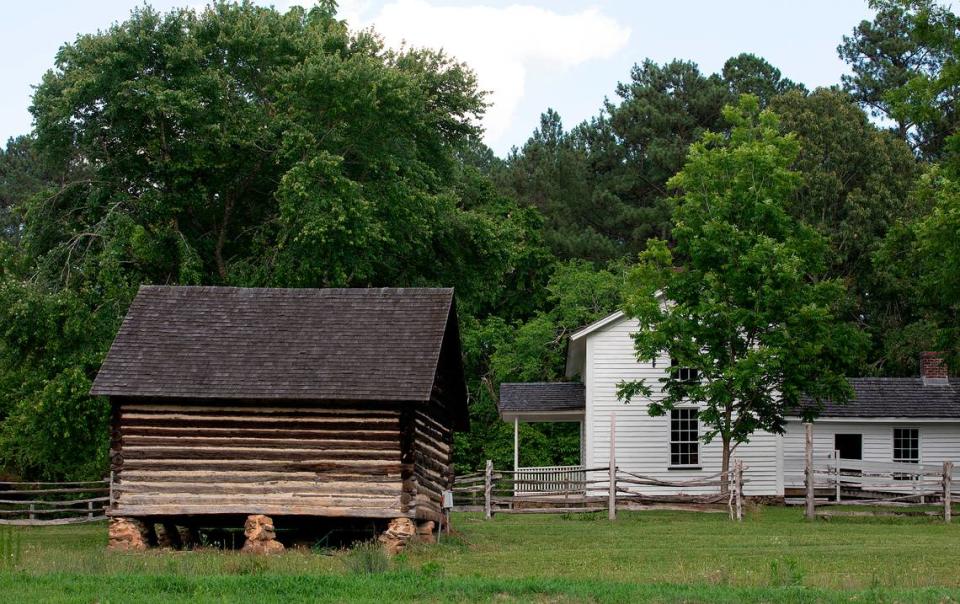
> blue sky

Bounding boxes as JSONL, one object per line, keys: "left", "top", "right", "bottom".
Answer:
{"left": 2, "top": 1, "right": 878, "bottom": 156}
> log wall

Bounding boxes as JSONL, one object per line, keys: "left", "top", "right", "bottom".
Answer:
{"left": 111, "top": 400, "right": 409, "bottom": 518}
{"left": 410, "top": 404, "right": 454, "bottom": 521}
{"left": 405, "top": 346, "right": 458, "bottom": 522}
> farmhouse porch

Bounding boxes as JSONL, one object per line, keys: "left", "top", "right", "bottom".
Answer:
{"left": 498, "top": 382, "right": 586, "bottom": 493}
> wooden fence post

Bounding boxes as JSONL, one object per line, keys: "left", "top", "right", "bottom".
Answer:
{"left": 484, "top": 459, "right": 493, "bottom": 520}
{"left": 734, "top": 458, "right": 743, "bottom": 522}
{"left": 805, "top": 422, "right": 815, "bottom": 521}
{"left": 608, "top": 412, "right": 617, "bottom": 521}
{"left": 834, "top": 449, "right": 841, "bottom": 503}
{"left": 28, "top": 504, "right": 35, "bottom": 522}
{"left": 87, "top": 500, "right": 94, "bottom": 520}
{"left": 944, "top": 461, "right": 953, "bottom": 524}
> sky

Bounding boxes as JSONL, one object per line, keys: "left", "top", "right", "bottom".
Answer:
{"left": 1, "top": 1, "right": 880, "bottom": 156}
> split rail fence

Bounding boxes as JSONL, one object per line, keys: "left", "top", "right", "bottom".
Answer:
{"left": 789, "top": 424, "right": 958, "bottom": 522}
{"left": 451, "top": 458, "right": 748, "bottom": 521}
{"left": 453, "top": 413, "right": 747, "bottom": 521}
{"left": 0, "top": 478, "right": 110, "bottom": 526}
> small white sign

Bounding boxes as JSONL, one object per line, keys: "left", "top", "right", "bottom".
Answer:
{"left": 441, "top": 489, "right": 454, "bottom": 509}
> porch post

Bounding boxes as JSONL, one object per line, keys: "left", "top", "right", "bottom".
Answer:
{"left": 608, "top": 412, "right": 617, "bottom": 521}
{"left": 580, "top": 420, "right": 586, "bottom": 469}
{"left": 513, "top": 417, "right": 519, "bottom": 471}
{"left": 804, "top": 422, "right": 815, "bottom": 521}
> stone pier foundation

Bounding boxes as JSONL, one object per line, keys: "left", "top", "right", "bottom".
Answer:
{"left": 108, "top": 517, "right": 150, "bottom": 551}
{"left": 378, "top": 517, "right": 416, "bottom": 555}
{"left": 241, "top": 514, "right": 285, "bottom": 554}
{"left": 416, "top": 520, "right": 436, "bottom": 544}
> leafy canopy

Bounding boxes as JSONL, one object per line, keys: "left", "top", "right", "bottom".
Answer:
{"left": 0, "top": 1, "right": 553, "bottom": 479}
{"left": 839, "top": 0, "right": 960, "bottom": 156}
{"left": 498, "top": 55, "right": 802, "bottom": 263}
{"left": 874, "top": 169, "right": 960, "bottom": 371}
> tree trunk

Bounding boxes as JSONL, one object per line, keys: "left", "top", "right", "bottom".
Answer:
{"left": 214, "top": 192, "right": 235, "bottom": 281}
{"left": 897, "top": 119, "right": 910, "bottom": 145}
{"left": 719, "top": 404, "right": 733, "bottom": 494}
{"left": 720, "top": 433, "right": 731, "bottom": 494}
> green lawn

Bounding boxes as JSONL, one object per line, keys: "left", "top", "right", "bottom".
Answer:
{"left": 3, "top": 506, "right": 960, "bottom": 602}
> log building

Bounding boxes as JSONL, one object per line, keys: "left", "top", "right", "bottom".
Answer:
{"left": 91, "top": 286, "right": 467, "bottom": 548}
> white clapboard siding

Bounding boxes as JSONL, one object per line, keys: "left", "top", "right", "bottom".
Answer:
{"left": 783, "top": 419, "right": 960, "bottom": 487}
{"left": 583, "top": 316, "right": 782, "bottom": 496}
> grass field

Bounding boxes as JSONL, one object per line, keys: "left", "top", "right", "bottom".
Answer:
{"left": 3, "top": 506, "right": 960, "bottom": 602}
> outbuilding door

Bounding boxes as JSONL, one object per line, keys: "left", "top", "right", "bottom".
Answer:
{"left": 834, "top": 433, "right": 863, "bottom": 460}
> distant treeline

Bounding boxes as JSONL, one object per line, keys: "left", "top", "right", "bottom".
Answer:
{"left": 0, "top": 1, "right": 958, "bottom": 478}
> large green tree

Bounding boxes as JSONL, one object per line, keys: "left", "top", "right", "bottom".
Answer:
{"left": 770, "top": 89, "right": 921, "bottom": 374}
{"left": 0, "top": 135, "right": 76, "bottom": 246}
{"left": 500, "top": 55, "right": 801, "bottom": 262}
{"left": 839, "top": 0, "right": 959, "bottom": 156}
{"left": 1, "top": 1, "right": 554, "bottom": 479}
{"left": 497, "top": 110, "right": 607, "bottom": 259}
{"left": 874, "top": 169, "right": 960, "bottom": 373}
{"left": 617, "top": 97, "right": 866, "bottom": 490}
{"left": 29, "top": 2, "right": 490, "bottom": 290}
{"left": 771, "top": 89, "right": 919, "bottom": 287}
{"left": 722, "top": 53, "right": 805, "bottom": 106}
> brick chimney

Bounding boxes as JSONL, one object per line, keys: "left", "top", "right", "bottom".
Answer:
{"left": 920, "top": 351, "right": 949, "bottom": 385}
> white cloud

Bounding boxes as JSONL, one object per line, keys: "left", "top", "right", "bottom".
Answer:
{"left": 248, "top": 1, "right": 629, "bottom": 146}
{"left": 346, "top": 1, "right": 630, "bottom": 146}
{"left": 334, "top": 0, "right": 374, "bottom": 26}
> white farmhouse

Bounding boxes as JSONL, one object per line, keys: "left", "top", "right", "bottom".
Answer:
{"left": 499, "top": 311, "right": 960, "bottom": 497}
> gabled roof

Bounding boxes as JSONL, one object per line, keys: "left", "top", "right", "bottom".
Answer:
{"left": 565, "top": 295, "right": 672, "bottom": 378}
{"left": 568, "top": 311, "right": 627, "bottom": 341}
{"left": 91, "top": 286, "right": 468, "bottom": 425}
{"left": 498, "top": 382, "right": 585, "bottom": 418}
{"left": 565, "top": 311, "right": 629, "bottom": 378}
{"left": 800, "top": 378, "right": 960, "bottom": 419}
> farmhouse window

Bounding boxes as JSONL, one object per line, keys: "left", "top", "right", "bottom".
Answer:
{"left": 670, "top": 358, "right": 699, "bottom": 382}
{"left": 893, "top": 428, "right": 919, "bottom": 464}
{"left": 670, "top": 408, "right": 699, "bottom": 467}
{"left": 834, "top": 433, "right": 862, "bottom": 461}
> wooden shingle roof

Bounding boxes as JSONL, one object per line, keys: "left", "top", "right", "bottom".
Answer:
{"left": 91, "top": 286, "right": 466, "bottom": 413}
{"left": 801, "top": 378, "right": 960, "bottom": 418}
{"left": 498, "top": 382, "right": 585, "bottom": 414}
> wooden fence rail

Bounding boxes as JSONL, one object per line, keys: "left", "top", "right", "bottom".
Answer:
{"left": 452, "top": 459, "right": 746, "bottom": 521}
{"left": 451, "top": 416, "right": 745, "bottom": 520}
{"left": 795, "top": 456, "right": 957, "bottom": 521}
{"left": 791, "top": 422, "right": 958, "bottom": 522}
{"left": 0, "top": 479, "right": 110, "bottom": 526}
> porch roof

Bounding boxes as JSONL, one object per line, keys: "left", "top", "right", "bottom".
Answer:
{"left": 498, "top": 382, "right": 585, "bottom": 421}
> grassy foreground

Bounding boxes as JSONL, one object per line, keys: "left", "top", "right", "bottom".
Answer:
{"left": 3, "top": 506, "right": 960, "bottom": 602}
